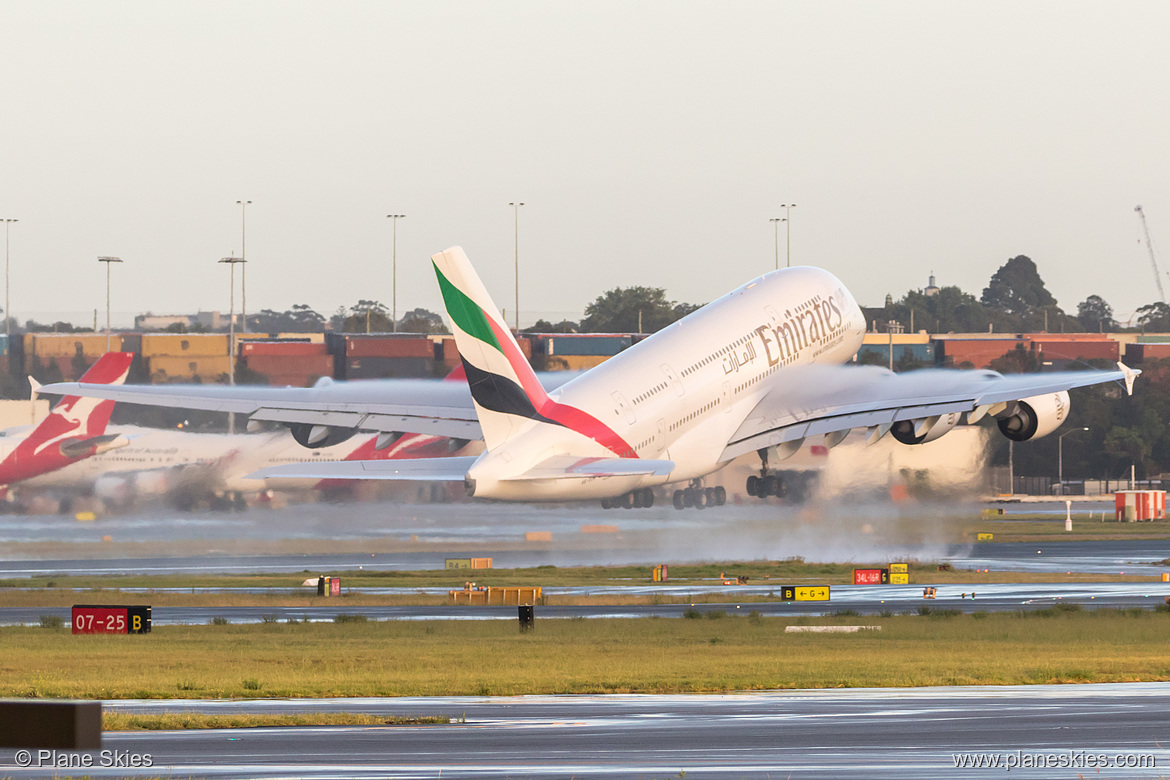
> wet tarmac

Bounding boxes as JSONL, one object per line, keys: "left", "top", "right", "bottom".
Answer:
{"left": 2, "top": 683, "right": 1167, "bottom": 778}
{"left": 4, "top": 580, "right": 1169, "bottom": 626}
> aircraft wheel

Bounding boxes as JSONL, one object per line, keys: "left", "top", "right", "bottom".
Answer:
{"left": 714, "top": 486, "right": 727, "bottom": 506}
{"left": 775, "top": 477, "right": 788, "bottom": 498}
{"left": 694, "top": 489, "right": 707, "bottom": 509}
{"left": 683, "top": 487, "right": 695, "bottom": 508}
{"left": 763, "top": 475, "right": 780, "bottom": 497}
{"left": 620, "top": 492, "right": 634, "bottom": 509}
{"left": 601, "top": 497, "right": 613, "bottom": 510}
{"left": 673, "top": 490, "right": 686, "bottom": 510}
{"left": 746, "top": 475, "right": 759, "bottom": 497}
{"left": 704, "top": 487, "right": 716, "bottom": 506}
{"left": 640, "top": 488, "right": 655, "bottom": 508}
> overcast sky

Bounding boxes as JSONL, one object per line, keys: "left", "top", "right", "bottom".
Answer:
{"left": 3, "top": 1, "right": 1169, "bottom": 328}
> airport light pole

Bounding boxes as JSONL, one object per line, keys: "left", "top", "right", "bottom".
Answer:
{"left": 236, "top": 200, "right": 251, "bottom": 333}
{"left": 97, "top": 257, "right": 123, "bottom": 352}
{"left": 781, "top": 203, "right": 796, "bottom": 267}
{"left": 769, "top": 217, "right": 785, "bottom": 271}
{"left": 1058, "top": 427, "right": 1090, "bottom": 493}
{"left": 387, "top": 214, "right": 405, "bottom": 332}
{"left": 509, "top": 202, "right": 524, "bottom": 332}
{"left": 219, "top": 257, "right": 245, "bottom": 434}
{"left": 3, "top": 218, "right": 16, "bottom": 338}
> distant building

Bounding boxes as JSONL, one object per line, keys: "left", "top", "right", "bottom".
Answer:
{"left": 924, "top": 272, "right": 940, "bottom": 297}
{"left": 134, "top": 311, "right": 239, "bottom": 331}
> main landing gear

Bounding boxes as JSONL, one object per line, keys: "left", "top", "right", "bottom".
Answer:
{"left": 600, "top": 488, "right": 655, "bottom": 509}
{"left": 672, "top": 480, "right": 726, "bottom": 510}
{"left": 746, "top": 448, "right": 787, "bottom": 499}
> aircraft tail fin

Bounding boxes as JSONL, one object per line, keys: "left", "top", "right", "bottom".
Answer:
{"left": 0, "top": 352, "right": 135, "bottom": 485}
{"left": 45, "top": 353, "right": 135, "bottom": 439}
{"left": 432, "top": 246, "right": 552, "bottom": 450}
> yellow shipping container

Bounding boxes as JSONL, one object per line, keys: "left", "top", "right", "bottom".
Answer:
{"left": 861, "top": 333, "right": 931, "bottom": 345}
{"left": 141, "top": 334, "right": 229, "bottom": 357}
{"left": 148, "top": 355, "right": 232, "bottom": 381}
{"left": 31, "top": 334, "right": 120, "bottom": 358}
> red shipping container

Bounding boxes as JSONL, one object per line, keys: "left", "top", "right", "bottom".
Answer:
{"left": 1033, "top": 340, "right": 1118, "bottom": 362}
{"left": 346, "top": 337, "right": 434, "bottom": 358}
{"left": 245, "top": 355, "right": 333, "bottom": 373}
{"left": 441, "top": 338, "right": 460, "bottom": 366}
{"left": 264, "top": 373, "right": 323, "bottom": 387}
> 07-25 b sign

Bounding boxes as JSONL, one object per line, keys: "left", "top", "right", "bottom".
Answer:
{"left": 72, "top": 605, "right": 152, "bottom": 634}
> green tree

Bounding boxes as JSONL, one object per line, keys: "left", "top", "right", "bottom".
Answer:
{"left": 342, "top": 300, "right": 392, "bottom": 333}
{"left": 1076, "top": 295, "right": 1118, "bottom": 333}
{"left": 981, "top": 255, "right": 1057, "bottom": 315}
{"left": 397, "top": 308, "right": 448, "bottom": 334}
{"left": 1136, "top": 301, "right": 1170, "bottom": 332}
{"left": 524, "top": 319, "right": 579, "bottom": 333}
{"left": 579, "top": 286, "right": 700, "bottom": 333}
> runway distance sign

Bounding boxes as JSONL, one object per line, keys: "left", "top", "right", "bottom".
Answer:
{"left": 780, "top": 586, "right": 830, "bottom": 601}
{"left": 71, "top": 605, "right": 151, "bottom": 634}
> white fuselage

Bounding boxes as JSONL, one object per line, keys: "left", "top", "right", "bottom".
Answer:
{"left": 468, "top": 266, "right": 866, "bottom": 499}
{"left": 21, "top": 425, "right": 389, "bottom": 493}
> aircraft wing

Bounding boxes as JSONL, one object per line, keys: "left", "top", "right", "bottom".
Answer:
{"left": 720, "top": 363, "right": 1137, "bottom": 462}
{"left": 501, "top": 456, "right": 675, "bottom": 481}
{"left": 248, "top": 455, "right": 479, "bottom": 482}
{"left": 251, "top": 454, "right": 673, "bottom": 484}
{"left": 39, "top": 373, "right": 580, "bottom": 442}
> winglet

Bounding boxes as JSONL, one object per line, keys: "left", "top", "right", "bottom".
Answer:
{"left": 1117, "top": 362, "right": 1140, "bottom": 396}
{"left": 27, "top": 376, "right": 41, "bottom": 402}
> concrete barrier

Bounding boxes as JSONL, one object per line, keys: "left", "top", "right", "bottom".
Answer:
{"left": 0, "top": 700, "right": 101, "bottom": 749}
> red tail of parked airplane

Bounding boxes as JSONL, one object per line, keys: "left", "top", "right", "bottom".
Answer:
{"left": 0, "top": 352, "right": 135, "bottom": 488}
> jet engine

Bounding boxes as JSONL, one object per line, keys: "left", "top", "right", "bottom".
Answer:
{"left": 890, "top": 413, "right": 961, "bottom": 445}
{"left": 996, "top": 391, "right": 1070, "bottom": 442}
{"left": 287, "top": 423, "right": 358, "bottom": 449}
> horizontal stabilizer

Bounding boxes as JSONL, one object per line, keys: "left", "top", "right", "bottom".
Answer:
{"left": 58, "top": 433, "right": 129, "bottom": 459}
{"left": 247, "top": 456, "right": 477, "bottom": 482}
{"left": 502, "top": 456, "right": 674, "bottom": 481}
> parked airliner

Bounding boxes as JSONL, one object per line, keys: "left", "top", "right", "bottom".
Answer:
{"left": 0, "top": 351, "right": 134, "bottom": 494}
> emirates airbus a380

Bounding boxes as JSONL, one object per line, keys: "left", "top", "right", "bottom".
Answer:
{"left": 45, "top": 247, "right": 1138, "bottom": 509}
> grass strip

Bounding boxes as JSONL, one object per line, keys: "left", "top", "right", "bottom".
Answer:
{"left": 103, "top": 712, "right": 449, "bottom": 730}
{"left": 6, "top": 607, "right": 1170, "bottom": 699}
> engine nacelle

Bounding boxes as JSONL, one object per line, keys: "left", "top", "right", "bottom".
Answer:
{"left": 288, "top": 423, "right": 358, "bottom": 449}
{"left": 891, "top": 413, "right": 960, "bottom": 445}
{"left": 996, "top": 391, "right": 1070, "bottom": 442}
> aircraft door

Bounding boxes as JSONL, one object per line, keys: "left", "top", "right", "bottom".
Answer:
{"left": 612, "top": 391, "right": 636, "bottom": 425}
{"left": 661, "top": 364, "right": 684, "bottom": 397}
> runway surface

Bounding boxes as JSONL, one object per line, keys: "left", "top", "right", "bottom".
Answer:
{"left": 4, "top": 580, "right": 1170, "bottom": 625}
{"left": 2, "top": 683, "right": 1167, "bottom": 778}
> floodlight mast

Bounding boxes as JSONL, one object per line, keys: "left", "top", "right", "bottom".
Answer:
{"left": 1135, "top": 205, "right": 1167, "bottom": 303}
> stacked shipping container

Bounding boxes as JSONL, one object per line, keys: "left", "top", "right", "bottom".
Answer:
{"left": 239, "top": 341, "right": 333, "bottom": 387}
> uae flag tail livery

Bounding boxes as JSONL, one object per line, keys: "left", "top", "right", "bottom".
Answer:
{"left": 432, "top": 246, "right": 640, "bottom": 462}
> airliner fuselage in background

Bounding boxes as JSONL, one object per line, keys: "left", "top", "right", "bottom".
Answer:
{"left": 44, "top": 248, "right": 1138, "bottom": 508}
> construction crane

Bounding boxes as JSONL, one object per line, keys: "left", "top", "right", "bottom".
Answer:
{"left": 1135, "top": 205, "right": 1167, "bottom": 303}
